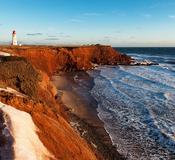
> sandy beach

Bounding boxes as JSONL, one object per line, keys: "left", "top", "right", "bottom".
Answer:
{"left": 52, "top": 71, "right": 125, "bottom": 160}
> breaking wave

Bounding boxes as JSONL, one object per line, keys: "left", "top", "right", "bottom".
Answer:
{"left": 88, "top": 49, "right": 175, "bottom": 159}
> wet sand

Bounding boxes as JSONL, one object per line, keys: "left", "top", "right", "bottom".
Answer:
{"left": 52, "top": 71, "right": 125, "bottom": 160}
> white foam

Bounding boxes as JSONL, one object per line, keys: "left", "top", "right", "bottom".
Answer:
{"left": 119, "top": 65, "right": 175, "bottom": 89}
{"left": 164, "top": 92, "right": 175, "bottom": 102}
{"left": 159, "top": 63, "right": 175, "bottom": 72}
{"left": 0, "top": 102, "right": 54, "bottom": 160}
{"left": 89, "top": 66, "right": 175, "bottom": 159}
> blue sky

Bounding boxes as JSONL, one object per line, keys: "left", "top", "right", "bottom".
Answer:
{"left": 0, "top": 0, "right": 175, "bottom": 46}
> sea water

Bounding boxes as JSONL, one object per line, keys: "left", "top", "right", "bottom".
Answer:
{"left": 88, "top": 48, "right": 175, "bottom": 160}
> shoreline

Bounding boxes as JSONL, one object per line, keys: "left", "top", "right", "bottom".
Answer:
{"left": 52, "top": 71, "right": 125, "bottom": 160}
{"left": 0, "top": 45, "right": 131, "bottom": 159}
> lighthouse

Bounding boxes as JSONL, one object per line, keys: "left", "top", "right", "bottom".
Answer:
{"left": 12, "top": 30, "right": 18, "bottom": 46}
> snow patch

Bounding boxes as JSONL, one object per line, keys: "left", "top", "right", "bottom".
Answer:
{"left": 0, "top": 51, "right": 11, "bottom": 56}
{"left": 0, "top": 102, "right": 54, "bottom": 160}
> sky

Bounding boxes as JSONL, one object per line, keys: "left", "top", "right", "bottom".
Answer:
{"left": 0, "top": 0, "right": 175, "bottom": 47}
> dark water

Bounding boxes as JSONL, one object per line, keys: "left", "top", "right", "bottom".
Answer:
{"left": 88, "top": 48, "right": 175, "bottom": 160}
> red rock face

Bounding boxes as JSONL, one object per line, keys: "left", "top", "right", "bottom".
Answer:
{"left": 0, "top": 93, "right": 97, "bottom": 160}
{"left": 0, "top": 45, "right": 131, "bottom": 75}
{"left": 0, "top": 57, "right": 97, "bottom": 160}
{"left": 0, "top": 45, "right": 130, "bottom": 160}
{"left": 71, "top": 46, "right": 131, "bottom": 68}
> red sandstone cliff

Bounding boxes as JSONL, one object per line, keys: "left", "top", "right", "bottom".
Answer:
{"left": 0, "top": 93, "right": 98, "bottom": 160}
{"left": 0, "top": 45, "right": 131, "bottom": 75}
{"left": 0, "top": 57, "right": 98, "bottom": 160}
{"left": 0, "top": 45, "right": 129, "bottom": 160}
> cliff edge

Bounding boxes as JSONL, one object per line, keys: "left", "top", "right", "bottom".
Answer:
{"left": 0, "top": 56, "right": 98, "bottom": 160}
{"left": 0, "top": 45, "right": 128, "bottom": 160}
{"left": 0, "top": 45, "right": 131, "bottom": 75}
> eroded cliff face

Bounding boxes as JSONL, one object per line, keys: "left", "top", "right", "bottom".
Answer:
{"left": 0, "top": 45, "right": 129, "bottom": 160}
{"left": 0, "top": 57, "right": 97, "bottom": 160}
{"left": 0, "top": 45, "right": 131, "bottom": 75}
{"left": 0, "top": 93, "right": 97, "bottom": 160}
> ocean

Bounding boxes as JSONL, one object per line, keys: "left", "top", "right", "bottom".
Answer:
{"left": 88, "top": 48, "right": 175, "bottom": 160}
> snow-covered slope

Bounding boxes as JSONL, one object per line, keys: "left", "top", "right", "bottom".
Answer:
{"left": 0, "top": 102, "right": 54, "bottom": 160}
{"left": 0, "top": 51, "right": 11, "bottom": 56}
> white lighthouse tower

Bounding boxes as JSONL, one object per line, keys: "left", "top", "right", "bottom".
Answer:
{"left": 12, "top": 30, "right": 18, "bottom": 46}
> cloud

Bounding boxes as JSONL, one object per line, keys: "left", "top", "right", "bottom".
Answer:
{"left": 169, "top": 15, "right": 175, "bottom": 19}
{"left": 47, "top": 35, "right": 57, "bottom": 38}
{"left": 135, "top": 26, "right": 142, "bottom": 30}
{"left": 70, "top": 19, "right": 83, "bottom": 23}
{"left": 26, "top": 33, "right": 43, "bottom": 36}
{"left": 150, "top": 2, "right": 175, "bottom": 9}
{"left": 53, "top": 32, "right": 71, "bottom": 38}
{"left": 70, "top": 12, "right": 102, "bottom": 23}
{"left": 47, "top": 27, "right": 55, "bottom": 31}
{"left": 143, "top": 14, "right": 152, "bottom": 18}
{"left": 115, "top": 30, "right": 122, "bottom": 34}
{"left": 58, "top": 32, "right": 65, "bottom": 35}
{"left": 83, "top": 12, "right": 102, "bottom": 16}
{"left": 129, "top": 36, "right": 136, "bottom": 39}
{"left": 104, "top": 36, "right": 112, "bottom": 39}
{"left": 112, "top": 30, "right": 122, "bottom": 34}
{"left": 45, "top": 38, "right": 59, "bottom": 41}
{"left": 117, "top": 13, "right": 126, "bottom": 16}
{"left": 149, "top": 3, "right": 160, "bottom": 9}
{"left": 112, "top": 11, "right": 126, "bottom": 16}
{"left": 61, "top": 35, "right": 72, "bottom": 38}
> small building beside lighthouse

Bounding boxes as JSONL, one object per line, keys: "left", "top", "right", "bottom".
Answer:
{"left": 12, "top": 30, "right": 18, "bottom": 46}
